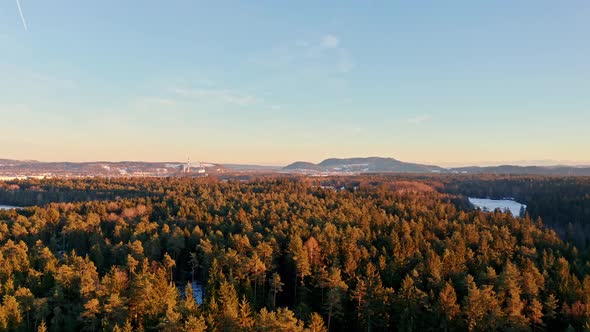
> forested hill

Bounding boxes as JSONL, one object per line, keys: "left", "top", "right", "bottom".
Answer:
{"left": 283, "top": 157, "right": 445, "bottom": 173}
{"left": 0, "top": 176, "right": 589, "bottom": 331}
{"left": 451, "top": 165, "right": 590, "bottom": 176}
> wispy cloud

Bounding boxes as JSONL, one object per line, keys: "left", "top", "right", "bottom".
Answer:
{"left": 407, "top": 114, "right": 432, "bottom": 124}
{"left": 152, "top": 86, "right": 285, "bottom": 114}
{"left": 0, "top": 65, "right": 75, "bottom": 88}
{"left": 320, "top": 34, "right": 340, "bottom": 49}
{"left": 171, "top": 88, "right": 258, "bottom": 106}
{"left": 136, "top": 96, "right": 180, "bottom": 107}
{"left": 249, "top": 33, "right": 353, "bottom": 74}
{"left": 28, "top": 72, "right": 75, "bottom": 87}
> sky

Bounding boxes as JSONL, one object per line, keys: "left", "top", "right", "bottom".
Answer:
{"left": 1, "top": 1, "right": 589, "bottom": 166}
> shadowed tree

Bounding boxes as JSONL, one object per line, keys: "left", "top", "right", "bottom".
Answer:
{"left": 323, "top": 267, "right": 348, "bottom": 331}
{"left": 436, "top": 281, "right": 460, "bottom": 331}
{"left": 270, "top": 273, "right": 284, "bottom": 310}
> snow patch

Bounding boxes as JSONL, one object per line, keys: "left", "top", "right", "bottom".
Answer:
{"left": 0, "top": 205, "right": 21, "bottom": 210}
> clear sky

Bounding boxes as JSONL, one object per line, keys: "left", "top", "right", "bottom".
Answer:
{"left": 1, "top": 1, "right": 589, "bottom": 166}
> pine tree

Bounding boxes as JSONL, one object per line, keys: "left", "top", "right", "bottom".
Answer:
{"left": 396, "top": 273, "right": 427, "bottom": 332}
{"left": 528, "top": 299, "right": 544, "bottom": 331}
{"left": 163, "top": 253, "right": 176, "bottom": 281}
{"left": 544, "top": 293, "right": 558, "bottom": 320}
{"left": 217, "top": 281, "right": 239, "bottom": 331}
{"left": 323, "top": 268, "right": 348, "bottom": 331}
{"left": 289, "top": 236, "right": 311, "bottom": 302}
{"left": 269, "top": 272, "right": 284, "bottom": 310}
{"left": 425, "top": 250, "right": 444, "bottom": 288}
{"left": 122, "top": 320, "right": 133, "bottom": 332}
{"left": 505, "top": 284, "right": 528, "bottom": 329}
{"left": 463, "top": 275, "right": 502, "bottom": 331}
{"left": 205, "top": 259, "right": 224, "bottom": 305}
{"left": 249, "top": 254, "right": 267, "bottom": 305}
{"left": 37, "top": 320, "right": 47, "bottom": 332}
{"left": 307, "top": 312, "right": 328, "bottom": 332}
{"left": 237, "top": 296, "right": 254, "bottom": 331}
{"left": 354, "top": 263, "right": 394, "bottom": 331}
{"left": 184, "top": 315, "right": 207, "bottom": 332}
{"left": 437, "top": 281, "right": 460, "bottom": 331}
{"left": 304, "top": 236, "right": 321, "bottom": 267}
{"left": 2, "top": 295, "right": 23, "bottom": 329}
{"left": 81, "top": 298, "right": 101, "bottom": 331}
{"left": 183, "top": 283, "right": 199, "bottom": 317}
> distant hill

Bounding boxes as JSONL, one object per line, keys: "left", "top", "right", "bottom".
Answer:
{"left": 451, "top": 165, "right": 590, "bottom": 176}
{"left": 284, "top": 157, "right": 445, "bottom": 173}
{"left": 283, "top": 162, "right": 324, "bottom": 171}
{"left": 283, "top": 157, "right": 590, "bottom": 176}
{"left": 3, "top": 157, "right": 590, "bottom": 177}
{"left": 223, "top": 164, "right": 282, "bottom": 171}
{"left": 0, "top": 159, "right": 225, "bottom": 178}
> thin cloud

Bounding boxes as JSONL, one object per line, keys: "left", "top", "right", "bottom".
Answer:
{"left": 352, "top": 127, "right": 365, "bottom": 135}
{"left": 172, "top": 88, "right": 258, "bottom": 106}
{"left": 0, "top": 65, "right": 75, "bottom": 87}
{"left": 15, "top": 0, "right": 28, "bottom": 31}
{"left": 407, "top": 114, "right": 432, "bottom": 124}
{"left": 28, "top": 72, "right": 75, "bottom": 87}
{"left": 167, "top": 87, "right": 284, "bottom": 113}
{"left": 136, "top": 96, "right": 180, "bottom": 107}
{"left": 321, "top": 34, "right": 340, "bottom": 49}
{"left": 248, "top": 33, "right": 353, "bottom": 75}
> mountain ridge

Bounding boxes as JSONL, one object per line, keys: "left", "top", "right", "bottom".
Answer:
{"left": 2, "top": 157, "right": 590, "bottom": 176}
{"left": 283, "top": 157, "right": 590, "bottom": 176}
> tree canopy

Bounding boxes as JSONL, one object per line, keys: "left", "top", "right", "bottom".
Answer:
{"left": 0, "top": 175, "right": 588, "bottom": 331}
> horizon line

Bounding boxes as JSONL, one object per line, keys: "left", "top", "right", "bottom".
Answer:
{"left": 3, "top": 156, "right": 590, "bottom": 168}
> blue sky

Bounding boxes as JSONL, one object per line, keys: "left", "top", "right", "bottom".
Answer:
{"left": 1, "top": 1, "right": 589, "bottom": 165}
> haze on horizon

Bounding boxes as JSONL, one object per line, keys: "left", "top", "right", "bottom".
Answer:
{"left": 1, "top": 1, "right": 588, "bottom": 166}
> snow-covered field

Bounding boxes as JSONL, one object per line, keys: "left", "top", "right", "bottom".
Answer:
{"left": 468, "top": 198, "right": 526, "bottom": 217}
{"left": 0, "top": 205, "right": 21, "bottom": 210}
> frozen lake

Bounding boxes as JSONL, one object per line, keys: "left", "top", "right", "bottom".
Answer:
{"left": 0, "top": 205, "right": 21, "bottom": 210}
{"left": 468, "top": 198, "right": 526, "bottom": 217}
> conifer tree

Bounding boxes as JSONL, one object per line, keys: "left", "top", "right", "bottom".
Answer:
{"left": 307, "top": 312, "right": 328, "bottom": 332}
